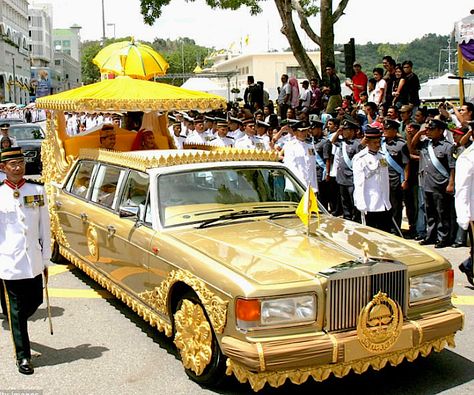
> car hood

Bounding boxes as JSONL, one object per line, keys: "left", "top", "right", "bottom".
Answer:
{"left": 169, "top": 216, "right": 436, "bottom": 285}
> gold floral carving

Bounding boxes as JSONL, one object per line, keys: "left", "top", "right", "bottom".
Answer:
{"left": 86, "top": 225, "right": 99, "bottom": 261}
{"left": 356, "top": 291, "right": 403, "bottom": 353}
{"left": 226, "top": 335, "right": 456, "bottom": 392}
{"left": 79, "top": 148, "right": 279, "bottom": 173}
{"left": 174, "top": 299, "right": 213, "bottom": 376}
{"left": 139, "top": 270, "right": 228, "bottom": 334}
{"left": 60, "top": 246, "right": 173, "bottom": 336}
{"left": 45, "top": 184, "right": 70, "bottom": 249}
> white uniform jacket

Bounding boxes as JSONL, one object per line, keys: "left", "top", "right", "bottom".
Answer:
{"left": 0, "top": 181, "right": 52, "bottom": 280}
{"left": 283, "top": 139, "right": 318, "bottom": 191}
{"left": 455, "top": 144, "right": 474, "bottom": 230}
{"left": 210, "top": 136, "right": 234, "bottom": 147}
{"left": 185, "top": 131, "right": 208, "bottom": 145}
{"left": 353, "top": 147, "right": 391, "bottom": 213}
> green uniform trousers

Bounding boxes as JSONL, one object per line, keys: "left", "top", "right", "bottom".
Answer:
{"left": 2, "top": 274, "right": 43, "bottom": 360}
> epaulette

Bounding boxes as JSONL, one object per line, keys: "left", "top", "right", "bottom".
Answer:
{"left": 227, "top": 136, "right": 234, "bottom": 139}
{"left": 26, "top": 179, "right": 44, "bottom": 185}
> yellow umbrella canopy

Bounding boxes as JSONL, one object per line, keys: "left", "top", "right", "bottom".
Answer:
{"left": 93, "top": 39, "right": 169, "bottom": 80}
{"left": 35, "top": 76, "right": 226, "bottom": 112}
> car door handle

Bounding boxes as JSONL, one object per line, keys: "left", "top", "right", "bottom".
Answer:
{"left": 80, "top": 212, "right": 88, "bottom": 222}
{"left": 107, "top": 225, "right": 116, "bottom": 238}
{"left": 55, "top": 201, "right": 62, "bottom": 208}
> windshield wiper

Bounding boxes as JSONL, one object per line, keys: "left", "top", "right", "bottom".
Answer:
{"left": 197, "top": 209, "right": 270, "bottom": 229}
{"left": 268, "top": 210, "right": 296, "bottom": 219}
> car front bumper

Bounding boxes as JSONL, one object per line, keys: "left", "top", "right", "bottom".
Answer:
{"left": 222, "top": 308, "right": 464, "bottom": 391}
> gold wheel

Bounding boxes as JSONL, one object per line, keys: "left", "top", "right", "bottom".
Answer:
{"left": 174, "top": 299, "right": 213, "bottom": 376}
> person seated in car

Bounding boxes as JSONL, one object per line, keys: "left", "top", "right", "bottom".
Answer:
{"left": 98, "top": 183, "right": 117, "bottom": 207}
{"left": 1, "top": 136, "right": 12, "bottom": 150}
{"left": 99, "top": 124, "right": 116, "bottom": 150}
{"left": 0, "top": 123, "right": 17, "bottom": 147}
{"left": 131, "top": 129, "right": 158, "bottom": 150}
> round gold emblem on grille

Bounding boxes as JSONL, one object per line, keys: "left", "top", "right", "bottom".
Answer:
{"left": 357, "top": 291, "right": 403, "bottom": 353}
{"left": 86, "top": 225, "right": 99, "bottom": 261}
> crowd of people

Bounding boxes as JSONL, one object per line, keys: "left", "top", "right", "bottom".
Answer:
{"left": 0, "top": 106, "right": 46, "bottom": 123}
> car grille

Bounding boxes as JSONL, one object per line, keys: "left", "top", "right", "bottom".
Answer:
{"left": 321, "top": 261, "right": 407, "bottom": 332}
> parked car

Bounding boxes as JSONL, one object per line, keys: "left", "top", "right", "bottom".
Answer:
{"left": 7, "top": 123, "right": 44, "bottom": 175}
{"left": 48, "top": 148, "right": 464, "bottom": 391}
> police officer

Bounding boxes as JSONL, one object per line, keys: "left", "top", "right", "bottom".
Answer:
{"left": 353, "top": 127, "right": 392, "bottom": 232}
{"left": 455, "top": 121, "right": 474, "bottom": 285}
{"left": 227, "top": 116, "right": 244, "bottom": 140}
{"left": 382, "top": 119, "right": 410, "bottom": 234}
{"left": 235, "top": 119, "right": 260, "bottom": 149}
{"left": 331, "top": 119, "right": 363, "bottom": 221}
{"left": 255, "top": 120, "right": 272, "bottom": 151}
{"left": 309, "top": 120, "right": 331, "bottom": 209}
{"left": 411, "top": 119, "right": 455, "bottom": 248}
{"left": 185, "top": 115, "right": 209, "bottom": 145}
{"left": 0, "top": 147, "right": 52, "bottom": 374}
{"left": 169, "top": 116, "right": 186, "bottom": 149}
{"left": 281, "top": 121, "right": 318, "bottom": 190}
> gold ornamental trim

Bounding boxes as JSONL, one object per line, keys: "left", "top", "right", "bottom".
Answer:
{"left": 256, "top": 343, "right": 266, "bottom": 372}
{"left": 226, "top": 335, "right": 456, "bottom": 392}
{"left": 79, "top": 147, "right": 279, "bottom": 173}
{"left": 86, "top": 225, "right": 99, "bottom": 261}
{"left": 174, "top": 299, "right": 213, "bottom": 376}
{"left": 356, "top": 291, "right": 403, "bottom": 354}
{"left": 45, "top": 184, "right": 70, "bottom": 249}
{"left": 139, "top": 269, "right": 229, "bottom": 334}
{"left": 60, "top": 246, "right": 173, "bottom": 336}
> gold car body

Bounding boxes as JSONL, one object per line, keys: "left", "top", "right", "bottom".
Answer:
{"left": 47, "top": 144, "right": 464, "bottom": 392}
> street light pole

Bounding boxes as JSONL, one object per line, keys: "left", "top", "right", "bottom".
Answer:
{"left": 107, "top": 23, "right": 116, "bottom": 39}
{"left": 12, "top": 57, "right": 17, "bottom": 104}
{"left": 101, "top": 0, "right": 106, "bottom": 44}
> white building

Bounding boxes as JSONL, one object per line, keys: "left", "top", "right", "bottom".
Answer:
{"left": 0, "top": 0, "right": 30, "bottom": 104}
{"left": 53, "top": 24, "right": 82, "bottom": 62}
{"left": 28, "top": 2, "right": 53, "bottom": 67}
{"left": 207, "top": 51, "right": 322, "bottom": 101}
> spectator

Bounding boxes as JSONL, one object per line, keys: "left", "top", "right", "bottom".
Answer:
{"left": 277, "top": 74, "right": 291, "bottom": 120}
{"left": 299, "top": 80, "right": 311, "bottom": 113}
{"left": 392, "top": 64, "right": 408, "bottom": 108}
{"left": 322, "top": 62, "right": 342, "bottom": 114}
{"left": 244, "top": 75, "right": 263, "bottom": 112}
{"left": 289, "top": 77, "right": 300, "bottom": 110}
{"left": 309, "top": 78, "right": 322, "bottom": 115}
{"left": 382, "top": 55, "right": 397, "bottom": 111}
{"left": 372, "top": 68, "right": 386, "bottom": 108}
{"left": 401, "top": 60, "right": 421, "bottom": 115}
{"left": 345, "top": 61, "right": 368, "bottom": 103}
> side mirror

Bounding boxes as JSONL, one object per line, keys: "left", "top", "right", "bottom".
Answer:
{"left": 119, "top": 205, "right": 139, "bottom": 219}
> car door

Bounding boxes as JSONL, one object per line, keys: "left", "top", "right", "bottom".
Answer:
{"left": 94, "top": 169, "right": 154, "bottom": 296}
{"left": 57, "top": 160, "right": 98, "bottom": 260}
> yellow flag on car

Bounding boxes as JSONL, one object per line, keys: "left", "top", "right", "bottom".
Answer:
{"left": 296, "top": 186, "right": 319, "bottom": 227}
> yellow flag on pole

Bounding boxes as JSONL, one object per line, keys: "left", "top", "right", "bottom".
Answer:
{"left": 295, "top": 185, "right": 319, "bottom": 226}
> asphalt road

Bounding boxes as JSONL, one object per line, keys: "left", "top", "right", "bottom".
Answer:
{"left": 0, "top": 244, "right": 473, "bottom": 395}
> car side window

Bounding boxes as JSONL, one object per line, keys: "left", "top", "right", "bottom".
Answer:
{"left": 90, "top": 165, "right": 126, "bottom": 209}
{"left": 120, "top": 171, "right": 149, "bottom": 210}
{"left": 67, "top": 161, "right": 96, "bottom": 199}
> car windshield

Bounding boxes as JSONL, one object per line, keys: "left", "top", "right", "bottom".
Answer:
{"left": 8, "top": 125, "right": 44, "bottom": 140}
{"left": 158, "top": 166, "right": 306, "bottom": 227}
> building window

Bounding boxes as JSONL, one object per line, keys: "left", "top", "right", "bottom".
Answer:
{"left": 55, "top": 60, "right": 61, "bottom": 65}
{"left": 62, "top": 40, "right": 71, "bottom": 48}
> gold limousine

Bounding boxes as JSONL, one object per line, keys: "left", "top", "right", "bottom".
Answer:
{"left": 47, "top": 147, "right": 464, "bottom": 391}
{"left": 35, "top": 79, "right": 463, "bottom": 391}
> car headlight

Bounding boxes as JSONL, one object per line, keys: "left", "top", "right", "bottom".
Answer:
{"left": 409, "top": 270, "right": 453, "bottom": 305}
{"left": 236, "top": 294, "right": 316, "bottom": 330}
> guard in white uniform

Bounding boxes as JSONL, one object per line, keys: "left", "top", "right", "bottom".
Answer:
{"left": 169, "top": 117, "right": 186, "bottom": 149}
{"left": 281, "top": 121, "right": 318, "bottom": 190}
{"left": 0, "top": 147, "right": 52, "bottom": 375}
{"left": 353, "top": 127, "right": 392, "bottom": 232}
{"left": 1, "top": 123, "right": 18, "bottom": 147}
{"left": 184, "top": 115, "right": 209, "bottom": 145}
{"left": 455, "top": 121, "right": 474, "bottom": 285}
{"left": 210, "top": 118, "right": 234, "bottom": 147}
{"left": 235, "top": 119, "right": 259, "bottom": 149}
{"left": 228, "top": 116, "right": 245, "bottom": 140}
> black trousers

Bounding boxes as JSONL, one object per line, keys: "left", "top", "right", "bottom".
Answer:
{"left": 424, "top": 190, "right": 453, "bottom": 243}
{"left": 340, "top": 184, "right": 359, "bottom": 222}
{"left": 317, "top": 179, "right": 331, "bottom": 211}
{"left": 390, "top": 185, "right": 403, "bottom": 231}
{"left": 0, "top": 281, "right": 7, "bottom": 315}
{"left": 365, "top": 210, "right": 392, "bottom": 233}
{"left": 3, "top": 274, "right": 43, "bottom": 360}
{"left": 403, "top": 182, "right": 418, "bottom": 232}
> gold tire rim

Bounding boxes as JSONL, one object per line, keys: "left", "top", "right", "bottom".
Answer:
{"left": 174, "top": 299, "right": 213, "bottom": 376}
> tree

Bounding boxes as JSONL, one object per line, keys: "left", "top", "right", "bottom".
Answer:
{"left": 139, "top": 0, "right": 350, "bottom": 80}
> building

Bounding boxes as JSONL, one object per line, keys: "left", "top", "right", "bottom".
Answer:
{"left": 207, "top": 51, "right": 322, "bottom": 101}
{"left": 53, "top": 50, "right": 81, "bottom": 91}
{"left": 53, "top": 24, "right": 81, "bottom": 62}
{"left": 0, "top": 0, "right": 30, "bottom": 104}
{"left": 28, "top": 2, "right": 52, "bottom": 67}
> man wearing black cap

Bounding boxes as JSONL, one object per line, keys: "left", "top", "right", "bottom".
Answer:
{"left": 235, "top": 119, "right": 259, "bottom": 149}
{"left": 455, "top": 121, "right": 474, "bottom": 285}
{"left": 227, "top": 116, "right": 244, "bottom": 140}
{"left": 331, "top": 118, "right": 363, "bottom": 221}
{"left": 169, "top": 117, "right": 186, "bottom": 149}
{"left": 0, "top": 123, "right": 18, "bottom": 147}
{"left": 0, "top": 147, "right": 52, "bottom": 374}
{"left": 411, "top": 118, "right": 456, "bottom": 248}
{"left": 309, "top": 120, "right": 331, "bottom": 209}
{"left": 281, "top": 122, "right": 318, "bottom": 190}
{"left": 255, "top": 120, "right": 271, "bottom": 151}
{"left": 353, "top": 127, "right": 392, "bottom": 232}
{"left": 210, "top": 119, "right": 234, "bottom": 147}
{"left": 185, "top": 115, "right": 209, "bottom": 145}
{"left": 382, "top": 119, "right": 410, "bottom": 234}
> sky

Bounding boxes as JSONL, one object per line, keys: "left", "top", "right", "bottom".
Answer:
{"left": 33, "top": 0, "right": 474, "bottom": 52}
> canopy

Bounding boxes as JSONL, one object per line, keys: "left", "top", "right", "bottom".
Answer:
{"left": 419, "top": 73, "right": 474, "bottom": 100}
{"left": 93, "top": 40, "right": 169, "bottom": 80}
{"left": 35, "top": 76, "right": 227, "bottom": 112}
{"left": 181, "top": 77, "right": 220, "bottom": 92}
